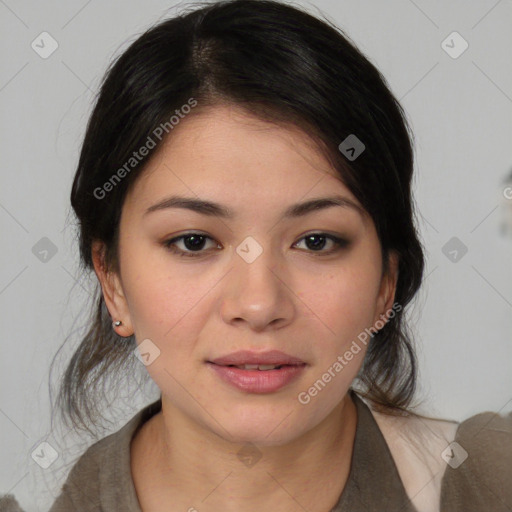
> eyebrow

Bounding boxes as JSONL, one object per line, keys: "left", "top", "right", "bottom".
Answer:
{"left": 144, "top": 194, "right": 365, "bottom": 219}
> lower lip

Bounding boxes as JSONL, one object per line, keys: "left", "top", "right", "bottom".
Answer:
{"left": 207, "top": 362, "right": 306, "bottom": 393}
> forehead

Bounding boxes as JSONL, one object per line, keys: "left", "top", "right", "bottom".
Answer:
{"left": 124, "top": 104, "right": 360, "bottom": 216}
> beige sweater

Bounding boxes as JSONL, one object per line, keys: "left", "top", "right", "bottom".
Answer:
{"left": 46, "top": 390, "right": 512, "bottom": 511}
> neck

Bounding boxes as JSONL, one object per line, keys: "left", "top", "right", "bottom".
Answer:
{"left": 132, "top": 392, "right": 358, "bottom": 512}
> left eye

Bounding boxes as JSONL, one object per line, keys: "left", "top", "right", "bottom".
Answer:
{"left": 163, "top": 232, "right": 348, "bottom": 258}
{"left": 293, "top": 233, "right": 348, "bottom": 253}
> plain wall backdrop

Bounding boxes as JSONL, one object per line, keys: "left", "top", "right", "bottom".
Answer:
{"left": 1, "top": 0, "right": 511, "bottom": 510}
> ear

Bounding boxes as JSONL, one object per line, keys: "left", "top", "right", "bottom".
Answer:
{"left": 91, "top": 240, "right": 134, "bottom": 337}
{"left": 373, "top": 250, "right": 400, "bottom": 326}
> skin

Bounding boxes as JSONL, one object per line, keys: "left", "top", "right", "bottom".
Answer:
{"left": 92, "top": 104, "right": 398, "bottom": 511}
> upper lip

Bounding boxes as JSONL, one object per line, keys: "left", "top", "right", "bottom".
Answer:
{"left": 208, "top": 350, "right": 305, "bottom": 366}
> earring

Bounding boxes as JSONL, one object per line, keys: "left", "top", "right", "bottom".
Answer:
{"left": 112, "top": 320, "right": 122, "bottom": 329}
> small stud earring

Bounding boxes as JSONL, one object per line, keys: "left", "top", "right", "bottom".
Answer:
{"left": 112, "top": 320, "right": 122, "bottom": 328}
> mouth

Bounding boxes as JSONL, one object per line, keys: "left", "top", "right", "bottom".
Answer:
{"left": 212, "top": 363, "right": 301, "bottom": 371}
{"left": 206, "top": 351, "right": 307, "bottom": 393}
{"left": 207, "top": 349, "right": 306, "bottom": 367}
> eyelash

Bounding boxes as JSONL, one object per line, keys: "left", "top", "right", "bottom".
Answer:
{"left": 162, "top": 232, "right": 349, "bottom": 258}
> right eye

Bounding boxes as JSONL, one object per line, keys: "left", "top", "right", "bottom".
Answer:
{"left": 163, "top": 232, "right": 221, "bottom": 258}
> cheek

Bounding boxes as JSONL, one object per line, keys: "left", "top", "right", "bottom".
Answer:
{"left": 300, "top": 262, "right": 382, "bottom": 347}
{"left": 119, "top": 244, "right": 209, "bottom": 341}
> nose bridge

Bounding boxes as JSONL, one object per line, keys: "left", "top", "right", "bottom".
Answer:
{"left": 220, "top": 235, "right": 294, "bottom": 329}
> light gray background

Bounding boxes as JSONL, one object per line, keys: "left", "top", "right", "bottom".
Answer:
{"left": 1, "top": 0, "right": 511, "bottom": 510}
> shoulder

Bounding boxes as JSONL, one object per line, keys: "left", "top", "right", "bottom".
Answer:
{"left": 48, "top": 425, "right": 125, "bottom": 511}
{"left": 440, "top": 408, "right": 512, "bottom": 511}
{"left": 368, "top": 403, "right": 459, "bottom": 512}
{"left": 49, "top": 399, "right": 162, "bottom": 511}
{"left": 365, "top": 398, "right": 512, "bottom": 512}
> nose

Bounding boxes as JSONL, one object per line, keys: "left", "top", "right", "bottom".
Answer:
{"left": 220, "top": 243, "right": 295, "bottom": 332}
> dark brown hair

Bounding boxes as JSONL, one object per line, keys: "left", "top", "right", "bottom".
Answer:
{"left": 54, "top": 0, "right": 425, "bottom": 432}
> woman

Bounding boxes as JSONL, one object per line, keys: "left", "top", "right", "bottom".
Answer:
{"left": 46, "top": 1, "right": 512, "bottom": 511}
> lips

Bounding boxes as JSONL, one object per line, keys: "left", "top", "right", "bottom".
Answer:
{"left": 206, "top": 350, "right": 307, "bottom": 393}
{"left": 208, "top": 349, "right": 305, "bottom": 367}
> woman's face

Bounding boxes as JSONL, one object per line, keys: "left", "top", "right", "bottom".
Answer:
{"left": 95, "top": 104, "right": 398, "bottom": 446}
